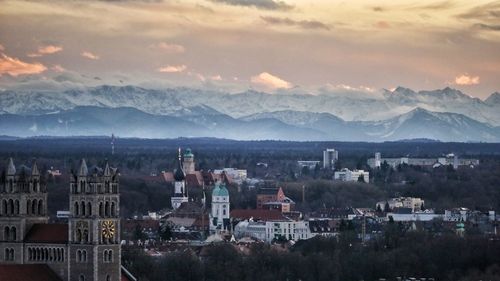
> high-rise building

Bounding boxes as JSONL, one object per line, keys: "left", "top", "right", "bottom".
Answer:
{"left": 375, "top": 152, "right": 381, "bottom": 168}
{"left": 323, "top": 149, "right": 338, "bottom": 169}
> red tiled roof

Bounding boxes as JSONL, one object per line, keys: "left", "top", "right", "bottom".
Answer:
{"left": 0, "top": 264, "right": 62, "bottom": 281}
{"left": 162, "top": 172, "right": 174, "bottom": 182}
{"left": 24, "top": 224, "right": 68, "bottom": 244}
{"left": 231, "top": 209, "right": 286, "bottom": 221}
{"left": 186, "top": 173, "right": 203, "bottom": 187}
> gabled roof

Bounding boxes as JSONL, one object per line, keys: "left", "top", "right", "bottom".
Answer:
{"left": 24, "top": 223, "right": 68, "bottom": 244}
{"left": 0, "top": 264, "right": 62, "bottom": 281}
{"left": 257, "top": 188, "right": 279, "bottom": 195}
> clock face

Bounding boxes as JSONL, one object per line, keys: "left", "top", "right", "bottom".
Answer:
{"left": 101, "top": 220, "right": 115, "bottom": 239}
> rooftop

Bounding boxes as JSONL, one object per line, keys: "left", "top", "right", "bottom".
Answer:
{"left": 0, "top": 264, "right": 62, "bottom": 281}
{"left": 24, "top": 223, "right": 68, "bottom": 244}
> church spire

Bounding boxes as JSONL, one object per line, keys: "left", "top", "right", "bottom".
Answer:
{"left": 174, "top": 148, "right": 185, "bottom": 181}
{"left": 78, "top": 159, "right": 88, "bottom": 176}
{"left": 31, "top": 159, "right": 40, "bottom": 176}
{"left": 7, "top": 157, "right": 16, "bottom": 175}
{"left": 104, "top": 160, "right": 111, "bottom": 176}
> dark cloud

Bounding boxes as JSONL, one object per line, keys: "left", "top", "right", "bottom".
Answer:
{"left": 474, "top": 23, "right": 500, "bottom": 31}
{"left": 260, "top": 16, "right": 330, "bottom": 30}
{"left": 210, "top": 0, "right": 292, "bottom": 10}
{"left": 416, "top": 1, "right": 455, "bottom": 10}
{"left": 372, "top": 6, "right": 385, "bottom": 12}
{"left": 458, "top": 2, "right": 500, "bottom": 20}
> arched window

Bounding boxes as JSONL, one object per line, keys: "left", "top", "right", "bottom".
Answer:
{"left": 83, "top": 229, "right": 89, "bottom": 243}
{"left": 32, "top": 200, "right": 37, "bottom": 215}
{"left": 8, "top": 199, "right": 14, "bottom": 215}
{"left": 111, "top": 202, "right": 116, "bottom": 217}
{"left": 77, "top": 250, "right": 82, "bottom": 262}
{"left": 108, "top": 250, "right": 113, "bottom": 262}
{"left": 27, "top": 199, "right": 31, "bottom": 215}
{"left": 81, "top": 202, "right": 86, "bottom": 217}
{"left": 87, "top": 202, "right": 92, "bottom": 216}
{"left": 83, "top": 250, "right": 87, "bottom": 262}
{"left": 74, "top": 202, "right": 79, "bottom": 216}
{"left": 37, "top": 200, "right": 43, "bottom": 215}
{"left": 105, "top": 201, "right": 110, "bottom": 217}
{"left": 79, "top": 274, "right": 85, "bottom": 281}
{"left": 14, "top": 200, "right": 19, "bottom": 215}
{"left": 10, "top": 227, "right": 16, "bottom": 241}
{"left": 76, "top": 229, "right": 82, "bottom": 243}
{"left": 99, "top": 202, "right": 104, "bottom": 217}
{"left": 2, "top": 200, "right": 6, "bottom": 215}
{"left": 106, "top": 275, "right": 111, "bottom": 281}
{"left": 3, "top": 226, "right": 9, "bottom": 241}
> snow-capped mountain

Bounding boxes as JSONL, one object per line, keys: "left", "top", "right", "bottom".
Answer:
{"left": 1, "top": 85, "right": 499, "bottom": 141}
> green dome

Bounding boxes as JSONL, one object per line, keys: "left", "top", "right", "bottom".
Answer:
{"left": 184, "top": 148, "right": 194, "bottom": 157}
{"left": 212, "top": 182, "right": 229, "bottom": 197}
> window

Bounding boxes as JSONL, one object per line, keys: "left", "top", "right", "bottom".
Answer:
{"left": 4, "top": 248, "right": 14, "bottom": 261}
{"left": 79, "top": 275, "right": 85, "bottom": 281}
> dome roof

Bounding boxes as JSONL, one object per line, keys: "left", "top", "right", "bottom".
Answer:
{"left": 184, "top": 148, "right": 194, "bottom": 158}
{"left": 212, "top": 182, "right": 229, "bottom": 197}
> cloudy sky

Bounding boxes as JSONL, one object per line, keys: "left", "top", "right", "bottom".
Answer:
{"left": 0, "top": 0, "right": 499, "bottom": 98}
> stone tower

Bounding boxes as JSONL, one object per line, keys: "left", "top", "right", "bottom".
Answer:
{"left": 69, "top": 159, "right": 121, "bottom": 281}
{"left": 0, "top": 158, "right": 48, "bottom": 263}
{"left": 171, "top": 148, "right": 188, "bottom": 210}
{"left": 182, "top": 148, "right": 195, "bottom": 174}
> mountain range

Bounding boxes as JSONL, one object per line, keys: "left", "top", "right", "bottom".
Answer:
{"left": 0, "top": 85, "right": 499, "bottom": 142}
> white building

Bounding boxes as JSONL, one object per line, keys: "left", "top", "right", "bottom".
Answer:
{"left": 209, "top": 182, "right": 231, "bottom": 233}
{"left": 323, "top": 148, "right": 338, "bottom": 169}
{"left": 444, "top": 208, "right": 469, "bottom": 222}
{"left": 334, "top": 168, "right": 369, "bottom": 183}
{"left": 297, "top": 161, "right": 321, "bottom": 170}
{"left": 376, "top": 197, "right": 425, "bottom": 212}
{"left": 386, "top": 210, "right": 442, "bottom": 222}
{"left": 234, "top": 219, "right": 311, "bottom": 243}
{"left": 213, "top": 168, "right": 247, "bottom": 184}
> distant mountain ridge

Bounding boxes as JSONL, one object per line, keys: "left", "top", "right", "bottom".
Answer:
{"left": 0, "top": 85, "right": 499, "bottom": 142}
{"left": 1, "top": 105, "right": 498, "bottom": 142}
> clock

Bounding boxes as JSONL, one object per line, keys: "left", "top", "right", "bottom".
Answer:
{"left": 101, "top": 220, "right": 115, "bottom": 239}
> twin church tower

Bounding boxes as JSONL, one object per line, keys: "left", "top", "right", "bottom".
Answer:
{"left": 0, "top": 158, "right": 124, "bottom": 281}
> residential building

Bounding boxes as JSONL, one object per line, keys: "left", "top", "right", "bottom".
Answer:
{"left": 376, "top": 197, "right": 425, "bottom": 212}
{"left": 334, "top": 168, "right": 369, "bottom": 183}
{"left": 297, "top": 161, "right": 321, "bottom": 170}
{"left": 368, "top": 152, "right": 479, "bottom": 169}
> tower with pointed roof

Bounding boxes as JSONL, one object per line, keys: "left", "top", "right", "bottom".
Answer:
{"left": 0, "top": 158, "right": 48, "bottom": 263}
{"left": 69, "top": 159, "right": 121, "bottom": 281}
{"left": 209, "top": 181, "right": 230, "bottom": 234}
{"left": 171, "top": 148, "right": 188, "bottom": 210}
{"left": 182, "top": 148, "right": 195, "bottom": 174}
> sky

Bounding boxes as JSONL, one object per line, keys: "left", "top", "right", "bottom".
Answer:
{"left": 0, "top": 0, "right": 499, "bottom": 99}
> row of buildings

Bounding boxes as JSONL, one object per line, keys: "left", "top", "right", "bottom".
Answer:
{"left": 368, "top": 152, "right": 480, "bottom": 169}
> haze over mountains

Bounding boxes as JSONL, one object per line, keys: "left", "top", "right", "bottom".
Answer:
{"left": 0, "top": 85, "right": 499, "bottom": 142}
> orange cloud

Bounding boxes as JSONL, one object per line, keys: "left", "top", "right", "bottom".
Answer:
{"left": 251, "top": 72, "right": 292, "bottom": 89}
{"left": 81, "top": 51, "right": 100, "bottom": 60}
{"left": 51, "top": 64, "right": 66, "bottom": 72}
{"left": 28, "top": 45, "right": 63, "bottom": 57}
{"left": 158, "top": 64, "right": 187, "bottom": 73}
{"left": 0, "top": 53, "right": 47, "bottom": 76}
{"left": 151, "top": 42, "right": 185, "bottom": 53}
{"left": 455, "top": 74, "right": 480, "bottom": 85}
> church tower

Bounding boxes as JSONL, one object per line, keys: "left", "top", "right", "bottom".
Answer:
{"left": 0, "top": 158, "right": 48, "bottom": 263}
{"left": 182, "top": 148, "right": 195, "bottom": 174}
{"left": 69, "top": 159, "right": 121, "bottom": 281}
{"left": 171, "top": 148, "right": 188, "bottom": 210}
{"left": 209, "top": 181, "right": 230, "bottom": 234}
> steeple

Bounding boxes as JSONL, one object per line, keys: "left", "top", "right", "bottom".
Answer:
{"left": 78, "top": 159, "right": 88, "bottom": 176}
{"left": 31, "top": 159, "right": 39, "bottom": 176}
{"left": 174, "top": 148, "right": 185, "bottom": 181}
{"left": 7, "top": 157, "right": 16, "bottom": 175}
{"left": 104, "top": 160, "right": 111, "bottom": 176}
